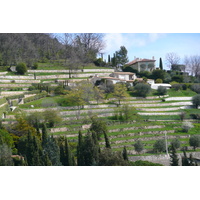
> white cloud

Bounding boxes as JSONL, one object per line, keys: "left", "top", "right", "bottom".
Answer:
{"left": 103, "top": 33, "right": 166, "bottom": 54}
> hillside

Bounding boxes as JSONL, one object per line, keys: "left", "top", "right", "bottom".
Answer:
{"left": 0, "top": 64, "right": 200, "bottom": 166}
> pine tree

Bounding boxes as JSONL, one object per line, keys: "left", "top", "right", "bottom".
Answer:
{"left": 159, "top": 58, "right": 163, "bottom": 70}
{"left": 122, "top": 146, "right": 128, "bottom": 161}
{"left": 170, "top": 144, "right": 179, "bottom": 166}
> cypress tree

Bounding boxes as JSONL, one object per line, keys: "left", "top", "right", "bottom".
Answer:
{"left": 108, "top": 54, "right": 111, "bottom": 63}
{"left": 182, "top": 150, "right": 190, "bottom": 166}
{"left": 77, "top": 130, "right": 85, "bottom": 166}
{"left": 64, "top": 137, "right": 73, "bottom": 166}
{"left": 104, "top": 131, "right": 111, "bottom": 149}
{"left": 44, "top": 136, "right": 62, "bottom": 166}
{"left": 170, "top": 144, "right": 179, "bottom": 166}
{"left": 83, "top": 134, "right": 96, "bottom": 166}
{"left": 42, "top": 123, "right": 48, "bottom": 147}
{"left": 44, "top": 152, "right": 52, "bottom": 166}
{"left": 122, "top": 146, "right": 128, "bottom": 161}
{"left": 159, "top": 58, "right": 163, "bottom": 70}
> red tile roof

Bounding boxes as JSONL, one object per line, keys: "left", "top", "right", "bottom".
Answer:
{"left": 127, "top": 58, "right": 156, "bottom": 66}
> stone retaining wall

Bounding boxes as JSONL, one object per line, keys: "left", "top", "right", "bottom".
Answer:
{"left": 0, "top": 84, "right": 32, "bottom": 87}
{"left": 139, "top": 112, "right": 182, "bottom": 115}
{"left": 1, "top": 91, "right": 25, "bottom": 96}
{"left": 138, "top": 107, "right": 181, "bottom": 112}
{"left": 165, "top": 97, "right": 192, "bottom": 101}
{"left": 108, "top": 125, "right": 165, "bottom": 133}
{"left": 27, "top": 69, "right": 114, "bottom": 73}
{"left": 0, "top": 80, "right": 40, "bottom": 83}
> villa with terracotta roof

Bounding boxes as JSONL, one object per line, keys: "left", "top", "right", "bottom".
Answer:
{"left": 126, "top": 57, "right": 156, "bottom": 72}
{"left": 91, "top": 72, "right": 137, "bottom": 85}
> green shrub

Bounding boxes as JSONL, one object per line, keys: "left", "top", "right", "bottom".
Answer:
{"left": 16, "top": 62, "right": 27, "bottom": 75}
{"left": 182, "top": 121, "right": 194, "bottom": 133}
{"left": 153, "top": 139, "right": 166, "bottom": 153}
{"left": 189, "top": 135, "right": 200, "bottom": 150}
{"left": 134, "top": 83, "right": 151, "bottom": 97}
{"left": 155, "top": 79, "right": 163, "bottom": 83}
{"left": 32, "top": 63, "right": 38, "bottom": 69}
{"left": 191, "top": 84, "right": 200, "bottom": 94}
{"left": 172, "top": 84, "right": 182, "bottom": 91}
{"left": 157, "top": 86, "right": 167, "bottom": 95}
{"left": 192, "top": 94, "right": 200, "bottom": 108}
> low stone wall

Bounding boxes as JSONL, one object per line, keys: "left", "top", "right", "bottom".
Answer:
{"left": 133, "top": 102, "right": 192, "bottom": 108}
{"left": 138, "top": 112, "right": 182, "bottom": 115}
{"left": 0, "top": 80, "right": 40, "bottom": 83}
{"left": 1, "top": 91, "right": 25, "bottom": 96}
{"left": 165, "top": 97, "right": 192, "bottom": 101}
{"left": 138, "top": 107, "right": 181, "bottom": 112}
{"left": 49, "top": 127, "right": 69, "bottom": 133}
{"left": 0, "top": 72, "right": 8, "bottom": 75}
{"left": 0, "top": 75, "right": 34, "bottom": 79}
{"left": 108, "top": 125, "right": 165, "bottom": 133}
{"left": 28, "top": 69, "right": 114, "bottom": 73}
{"left": 0, "top": 84, "right": 32, "bottom": 87}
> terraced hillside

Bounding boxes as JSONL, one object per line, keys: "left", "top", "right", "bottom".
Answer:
{"left": 0, "top": 67, "right": 200, "bottom": 165}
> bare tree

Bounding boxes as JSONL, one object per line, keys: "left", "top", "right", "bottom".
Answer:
{"left": 74, "top": 33, "right": 105, "bottom": 64}
{"left": 184, "top": 55, "right": 200, "bottom": 77}
{"left": 165, "top": 52, "right": 180, "bottom": 69}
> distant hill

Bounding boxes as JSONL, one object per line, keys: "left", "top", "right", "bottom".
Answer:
{"left": 0, "top": 33, "right": 63, "bottom": 67}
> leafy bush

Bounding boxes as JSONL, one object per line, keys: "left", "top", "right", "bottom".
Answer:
{"left": 172, "top": 84, "right": 182, "bottom": 91}
{"left": 157, "top": 86, "right": 167, "bottom": 95}
{"left": 170, "top": 138, "right": 181, "bottom": 149}
{"left": 134, "top": 83, "right": 151, "bottom": 97}
{"left": 192, "top": 94, "right": 200, "bottom": 108}
{"left": 153, "top": 139, "right": 166, "bottom": 153}
{"left": 189, "top": 135, "right": 200, "bottom": 150}
{"left": 182, "top": 121, "right": 194, "bottom": 132}
{"left": 191, "top": 84, "right": 200, "bottom": 93}
{"left": 171, "top": 75, "right": 183, "bottom": 83}
{"left": 155, "top": 79, "right": 163, "bottom": 83}
{"left": 32, "top": 63, "right": 38, "bottom": 69}
{"left": 43, "top": 109, "right": 62, "bottom": 128}
{"left": 133, "top": 140, "right": 144, "bottom": 154}
{"left": 16, "top": 62, "right": 27, "bottom": 75}
{"left": 182, "top": 84, "right": 187, "bottom": 90}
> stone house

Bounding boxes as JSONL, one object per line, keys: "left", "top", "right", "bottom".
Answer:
{"left": 126, "top": 57, "right": 156, "bottom": 72}
{"left": 91, "top": 72, "right": 137, "bottom": 85}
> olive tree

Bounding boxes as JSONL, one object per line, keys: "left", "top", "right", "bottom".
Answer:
{"left": 133, "top": 140, "right": 144, "bottom": 154}
{"left": 192, "top": 94, "right": 200, "bottom": 108}
{"left": 153, "top": 139, "right": 166, "bottom": 153}
{"left": 189, "top": 135, "right": 200, "bottom": 150}
{"left": 134, "top": 83, "right": 151, "bottom": 98}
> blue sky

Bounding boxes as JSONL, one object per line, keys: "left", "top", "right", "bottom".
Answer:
{"left": 102, "top": 33, "right": 200, "bottom": 69}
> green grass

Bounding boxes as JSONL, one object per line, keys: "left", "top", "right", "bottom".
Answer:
{"left": 167, "top": 88, "right": 197, "bottom": 97}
